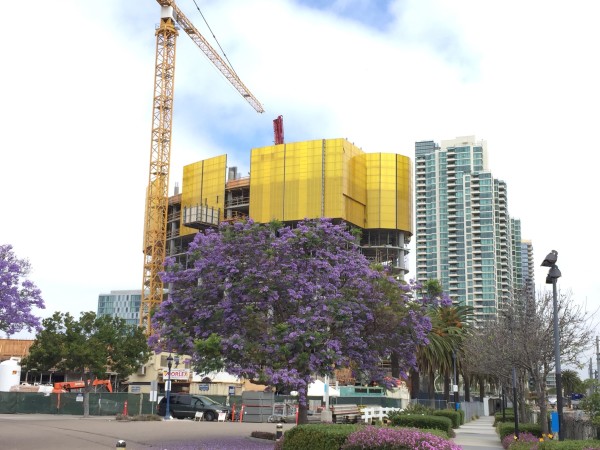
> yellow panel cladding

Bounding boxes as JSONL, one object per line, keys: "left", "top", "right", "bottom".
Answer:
{"left": 181, "top": 155, "right": 226, "bottom": 235}
{"left": 250, "top": 139, "right": 364, "bottom": 226}
{"left": 365, "top": 153, "right": 412, "bottom": 233}
{"left": 283, "top": 140, "right": 323, "bottom": 220}
{"left": 323, "top": 140, "right": 343, "bottom": 219}
{"left": 248, "top": 138, "right": 411, "bottom": 234}
{"left": 396, "top": 154, "right": 413, "bottom": 233}
{"left": 341, "top": 140, "right": 366, "bottom": 227}
{"left": 249, "top": 145, "right": 285, "bottom": 223}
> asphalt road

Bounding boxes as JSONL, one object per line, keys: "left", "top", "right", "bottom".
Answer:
{"left": 0, "top": 414, "right": 295, "bottom": 450}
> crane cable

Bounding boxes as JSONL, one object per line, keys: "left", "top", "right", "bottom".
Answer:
{"left": 189, "top": 0, "right": 240, "bottom": 79}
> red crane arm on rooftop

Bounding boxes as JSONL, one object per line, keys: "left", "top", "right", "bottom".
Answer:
{"left": 273, "top": 115, "right": 284, "bottom": 145}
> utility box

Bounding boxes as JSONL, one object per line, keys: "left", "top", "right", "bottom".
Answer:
{"left": 241, "top": 391, "right": 274, "bottom": 423}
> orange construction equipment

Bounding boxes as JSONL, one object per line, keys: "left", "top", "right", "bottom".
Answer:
{"left": 140, "top": 0, "right": 263, "bottom": 335}
{"left": 53, "top": 379, "right": 113, "bottom": 394}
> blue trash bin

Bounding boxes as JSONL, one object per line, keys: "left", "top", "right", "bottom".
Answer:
{"left": 550, "top": 411, "right": 559, "bottom": 433}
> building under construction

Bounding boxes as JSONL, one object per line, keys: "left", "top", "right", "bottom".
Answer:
{"left": 166, "top": 138, "right": 413, "bottom": 277}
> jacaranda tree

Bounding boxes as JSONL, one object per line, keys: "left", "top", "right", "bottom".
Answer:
{"left": 0, "top": 244, "right": 45, "bottom": 336}
{"left": 151, "top": 219, "right": 434, "bottom": 423}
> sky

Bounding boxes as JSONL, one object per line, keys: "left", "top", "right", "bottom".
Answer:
{"left": 2, "top": 0, "right": 600, "bottom": 371}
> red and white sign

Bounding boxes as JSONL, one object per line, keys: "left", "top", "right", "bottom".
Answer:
{"left": 163, "top": 368, "right": 190, "bottom": 380}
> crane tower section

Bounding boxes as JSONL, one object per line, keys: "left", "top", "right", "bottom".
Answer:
{"left": 141, "top": 6, "right": 178, "bottom": 334}
{"left": 141, "top": 1, "right": 263, "bottom": 335}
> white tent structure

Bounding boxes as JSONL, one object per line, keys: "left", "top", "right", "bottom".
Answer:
{"left": 192, "top": 370, "right": 239, "bottom": 383}
{"left": 307, "top": 379, "right": 340, "bottom": 397}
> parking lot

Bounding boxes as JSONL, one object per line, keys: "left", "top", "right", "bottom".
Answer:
{"left": 0, "top": 414, "right": 294, "bottom": 449}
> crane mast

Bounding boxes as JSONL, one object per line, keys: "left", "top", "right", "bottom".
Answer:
{"left": 141, "top": 6, "right": 178, "bottom": 334}
{"left": 141, "top": 1, "right": 263, "bottom": 335}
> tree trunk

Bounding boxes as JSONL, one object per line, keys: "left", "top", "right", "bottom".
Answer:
{"left": 428, "top": 370, "right": 436, "bottom": 408}
{"left": 391, "top": 352, "right": 400, "bottom": 378}
{"left": 464, "top": 373, "right": 471, "bottom": 402}
{"left": 297, "top": 392, "right": 309, "bottom": 424}
{"left": 536, "top": 375, "right": 549, "bottom": 434}
{"left": 409, "top": 368, "right": 420, "bottom": 399}
{"left": 82, "top": 371, "right": 93, "bottom": 417}
{"left": 479, "top": 376, "right": 485, "bottom": 401}
{"left": 443, "top": 372, "right": 450, "bottom": 402}
{"left": 518, "top": 372, "right": 527, "bottom": 424}
{"left": 83, "top": 391, "right": 90, "bottom": 417}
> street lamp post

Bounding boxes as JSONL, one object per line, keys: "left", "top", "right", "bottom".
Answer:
{"left": 165, "top": 354, "right": 173, "bottom": 420}
{"left": 542, "top": 250, "right": 563, "bottom": 441}
{"left": 452, "top": 350, "right": 459, "bottom": 410}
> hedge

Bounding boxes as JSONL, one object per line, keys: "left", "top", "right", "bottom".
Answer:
{"left": 497, "top": 422, "right": 542, "bottom": 440}
{"left": 433, "top": 410, "right": 462, "bottom": 428}
{"left": 389, "top": 414, "right": 453, "bottom": 436}
{"left": 281, "top": 424, "right": 360, "bottom": 450}
{"left": 537, "top": 441, "right": 600, "bottom": 449}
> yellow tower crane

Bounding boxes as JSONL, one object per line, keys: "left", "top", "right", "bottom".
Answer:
{"left": 141, "top": 0, "right": 264, "bottom": 334}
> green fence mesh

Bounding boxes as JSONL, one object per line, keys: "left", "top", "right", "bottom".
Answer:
{"left": 0, "top": 393, "right": 404, "bottom": 416}
{"left": 0, "top": 392, "right": 157, "bottom": 415}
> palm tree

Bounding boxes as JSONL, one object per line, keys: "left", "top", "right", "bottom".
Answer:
{"left": 411, "top": 296, "right": 472, "bottom": 407}
{"left": 560, "top": 369, "right": 582, "bottom": 408}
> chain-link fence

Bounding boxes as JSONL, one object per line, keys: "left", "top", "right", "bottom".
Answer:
{"left": 0, "top": 392, "right": 154, "bottom": 415}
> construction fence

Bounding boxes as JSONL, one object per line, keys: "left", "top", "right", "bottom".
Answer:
{"left": 0, "top": 392, "right": 408, "bottom": 418}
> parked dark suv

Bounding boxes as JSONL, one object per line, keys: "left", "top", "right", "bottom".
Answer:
{"left": 157, "top": 394, "right": 231, "bottom": 421}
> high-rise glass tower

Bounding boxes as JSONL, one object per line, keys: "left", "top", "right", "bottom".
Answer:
{"left": 97, "top": 290, "right": 141, "bottom": 326}
{"left": 415, "top": 136, "right": 524, "bottom": 323}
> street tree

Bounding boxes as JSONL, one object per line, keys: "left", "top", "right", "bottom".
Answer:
{"left": 407, "top": 280, "right": 471, "bottom": 404}
{"left": 464, "top": 288, "right": 594, "bottom": 433}
{"left": 151, "top": 219, "right": 434, "bottom": 423}
{"left": 23, "top": 311, "right": 151, "bottom": 416}
{"left": 0, "top": 244, "right": 45, "bottom": 336}
{"left": 409, "top": 279, "right": 446, "bottom": 399}
{"left": 580, "top": 379, "right": 600, "bottom": 432}
{"left": 412, "top": 302, "right": 472, "bottom": 406}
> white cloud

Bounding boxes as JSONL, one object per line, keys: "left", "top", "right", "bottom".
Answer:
{"left": 3, "top": 0, "right": 600, "bottom": 360}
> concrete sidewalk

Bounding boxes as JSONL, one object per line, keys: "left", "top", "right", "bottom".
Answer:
{"left": 452, "top": 415, "right": 504, "bottom": 450}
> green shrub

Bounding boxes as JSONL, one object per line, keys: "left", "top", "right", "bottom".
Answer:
{"left": 389, "top": 414, "right": 453, "bottom": 436}
{"left": 115, "top": 414, "right": 162, "bottom": 421}
{"left": 457, "top": 408, "right": 465, "bottom": 424}
{"left": 250, "top": 431, "right": 275, "bottom": 440}
{"left": 494, "top": 411, "right": 515, "bottom": 426}
{"left": 509, "top": 443, "right": 537, "bottom": 450}
{"left": 433, "top": 410, "right": 461, "bottom": 428}
{"left": 495, "top": 409, "right": 514, "bottom": 418}
{"left": 538, "top": 441, "right": 600, "bottom": 449}
{"left": 497, "top": 422, "right": 542, "bottom": 440}
{"left": 282, "top": 424, "right": 361, "bottom": 450}
{"left": 400, "top": 403, "right": 434, "bottom": 415}
{"left": 419, "top": 428, "right": 452, "bottom": 439}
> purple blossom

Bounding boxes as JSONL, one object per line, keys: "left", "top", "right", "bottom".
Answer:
{"left": 501, "top": 432, "right": 540, "bottom": 449}
{"left": 152, "top": 219, "right": 431, "bottom": 405}
{"left": 0, "top": 244, "right": 45, "bottom": 336}
{"left": 342, "top": 426, "right": 462, "bottom": 450}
